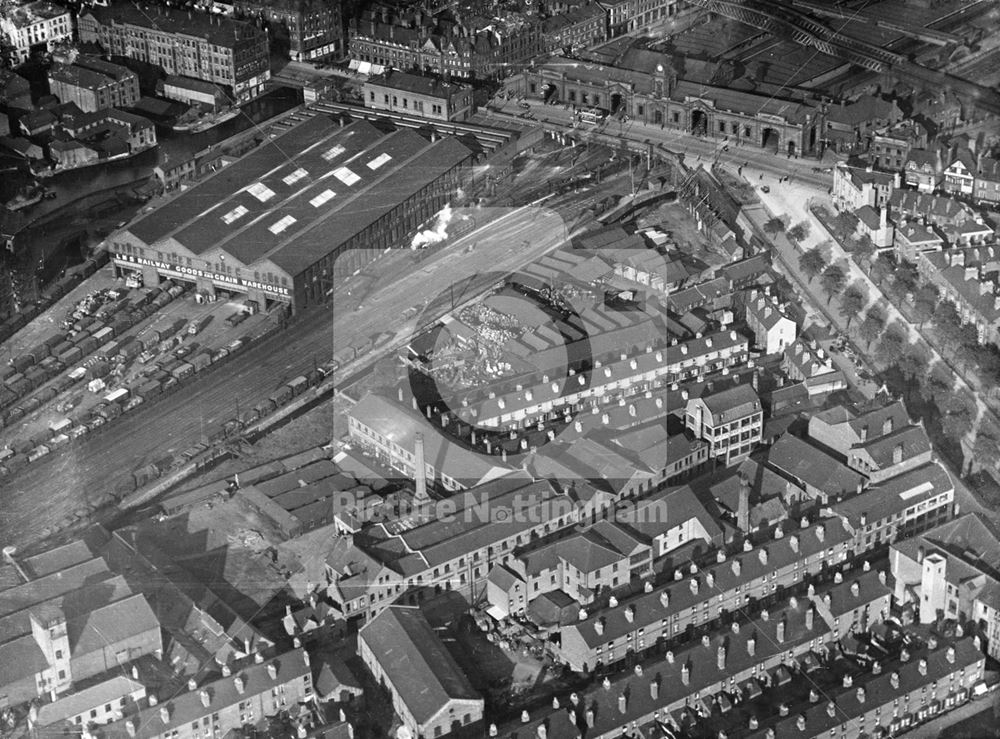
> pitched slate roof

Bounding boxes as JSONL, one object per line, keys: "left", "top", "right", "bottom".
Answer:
{"left": 857, "top": 424, "right": 931, "bottom": 469}
{"left": 699, "top": 383, "right": 761, "bottom": 423}
{"left": 360, "top": 606, "right": 481, "bottom": 724}
{"left": 510, "top": 599, "right": 829, "bottom": 739}
{"left": 977, "top": 156, "right": 1000, "bottom": 182}
{"left": 562, "top": 518, "right": 848, "bottom": 648}
{"left": 832, "top": 461, "right": 952, "bottom": 527}
{"left": 746, "top": 639, "right": 982, "bottom": 739}
{"left": 36, "top": 676, "right": 144, "bottom": 726}
{"left": 767, "top": 434, "right": 866, "bottom": 497}
{"left": 92, "top": 650, "right": 310, "bottom": 739}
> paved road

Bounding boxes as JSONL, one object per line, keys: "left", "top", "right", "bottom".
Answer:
{"left": 744, "top": 162, "right": 988, "bottom": 442}
{"left": 734, "top": 165, "right": 992, "bottom": 520}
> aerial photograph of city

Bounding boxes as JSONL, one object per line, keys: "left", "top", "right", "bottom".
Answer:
{"left": 3, "top": 0, "right": 1000, "bottom": 737}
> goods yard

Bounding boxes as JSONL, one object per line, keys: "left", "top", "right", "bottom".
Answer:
{"left": 0, "top": 268, "right": 286, "bottom": 474}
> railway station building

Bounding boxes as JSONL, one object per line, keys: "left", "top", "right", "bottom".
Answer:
{"left": 108, "top": 114, "right": 473, "bottom": 314}
{"left": 515, "top": 56, "right": 824, "bottom": 156}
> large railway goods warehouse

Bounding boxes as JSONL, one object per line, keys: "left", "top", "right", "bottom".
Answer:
{"left": 108, "top": 113, "right": 474, "bottom": 313}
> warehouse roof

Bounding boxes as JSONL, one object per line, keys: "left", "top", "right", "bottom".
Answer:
{"left": 123, "top": 116, "right": 472, "bottom": 277}
{"left": 360, "top": 607, "right": 481, "bottom": 724}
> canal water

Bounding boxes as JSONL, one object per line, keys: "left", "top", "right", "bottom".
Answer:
{"left": 5, "top": 87, "right": 302, "bottom": 292}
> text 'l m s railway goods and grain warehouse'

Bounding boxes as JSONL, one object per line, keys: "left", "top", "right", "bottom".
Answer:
{"left": 106, "top": 114, "right": 474, "bottom": 314}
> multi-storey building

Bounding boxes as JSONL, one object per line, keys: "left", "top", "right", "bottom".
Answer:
{"left": 452, "top": 332, "right": 746, "bottom": 433}
{"left": 685, "top": 383, "right": 763, "bottom": 466}
{"left": 0, "top": 540, "right": 162, "bottom": 706}
{"left": 808, "top": 567, "right": 892, "bottom": 639}
{"left": 47, "top": 58, "right": 140, "bottom": 113}
{"left": 78, "top": 5, "right": 270, "bottom": 103}
{"left": 541, "top": 3, "right": 607, "bottom": 53}
{"left": 556, "top": 517, "right": 851, "bottom": 671}
{"left": 0, "top": 1, "right": 72, "bottom": 64}
{"left": 89, "top": 649, "right": 314, "bottom": 739}
{"left": 894, "top": 223, "right": 943, "bottom": 262}
{"left": 363, "top": 70, "right": 474, "bottom": 121}
{"left": 60, "top": 108, "right": 157, "bottom": 154}
{"left": 746, "top": 639, "right": 984, "bottom": 739}
{"left": 599, "top": 0, "right": 632, "bottom": 37}
{"left": 943, "top": 148, "right": 976, "bottom": 197}
{"left": 744, "top": 289, "right": 796, "bottom": 355}
{"left": 487, "top": 525, "right": 639, "bottom": 614}
{"left": 808, "top": 401, "right": 933, "bottom": 484}
{"left": 974, "top": 156, "right": 1000, "bottom": 205}
{"left": 868, "top": 121, "right": 928, "bottom": 172}
{"left": 32, "top": 675, "right": 147, "bottom": 730}
{"left": 915, "top": 247, "right": 1000, "bottom": 343}
{"left": 891, "top": 513, "right": 1000, "bottom": 660}
{"left": 360, "top": 607, "right": 483, "bottom": 739}
{"left": 766, "top": 433, "right": 866, "bottom": 504}
{"left": 333, "top": 476, "right": 586, "bottom": 621}
{"left": 236, "top": 0, "right": 343, "bottom": 61}
{"left": 832, "top": 164, "right": 898, "bottom": 212}
{"left": 347, "top": 392, "right": 514, "bottom": 491}
{"left": 888, "top": 189, "right": 981, "bottom": 237}
{"left": 782, "top": 338, "right": 836, "bottom": 385}
{"left": 517, "top": 58, "right": 824, "bottom": 155}
{"left": 831, "top": 460, "right": 955, "bottom": 553}
{"left": 348, "top": 6, "right": 543, "bottom": 81}
{"left": 903, "top": 149, "right": 942, "bottom": 193}
{"left": 824, "top": 94, "right": 901, "bottom": 156}
{"left": 520, "top": 595, "right": 840, "bottom": 735}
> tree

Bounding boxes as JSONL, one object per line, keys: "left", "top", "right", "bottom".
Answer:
{"left": 839, "top": 283, "right": 868, "bottom": 327}
{"left": 938, "top": 389, "right": 977, "bottom": 442}
{"left": 820, "top": 264, "right": 847, "bottom": 304}
{"left": 858, "top": 309, "right": 886, "bottom": 348}
{"left": 898, "top": 342, "right": 931, "bottom": 384}
{"left": 925, "top": 362, "right": 955, "bottom": 406}
{"left": 911, "top": 283, "right": 939, "bottom": 328}
{"left": 932, "top": 301, "right": 962, "bottom": 347}
{"left": 971, "top": 420, "right": 1000, "bottom": 476}
{"left": 851, "top": 235, "right": 876, "bottom": 268}
{"left": 832, "top": 210, "right": 860, "bottom": 240}
{"left": 763, "top": 217, "right": 785, "bottom": 237}
{"left": 787, "top": 220, "right": 811, "bottom": 244}
{"left": 895, "top": 261, "right": 920, "bottom": 296}
{"left": 874, "top": 322, "right": 908, "bottom": 368}
{"left": 870, "top": 252, "right": 895, "bottom": 286}
{"left": 798, "top": 247, "right": 827, "bottom": 283}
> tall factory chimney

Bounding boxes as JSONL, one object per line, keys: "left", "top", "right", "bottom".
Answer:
{"left": 414, "top": 434, "right": 429, "bottom": 504}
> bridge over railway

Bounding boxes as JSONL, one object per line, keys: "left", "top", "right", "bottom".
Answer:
{"left": 688, "top": 0, "right": 1000, "bottom": 116}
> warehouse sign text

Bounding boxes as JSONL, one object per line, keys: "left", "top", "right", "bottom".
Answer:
{"left": 115, "top": 254, "right": 291, "bottom": 297}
